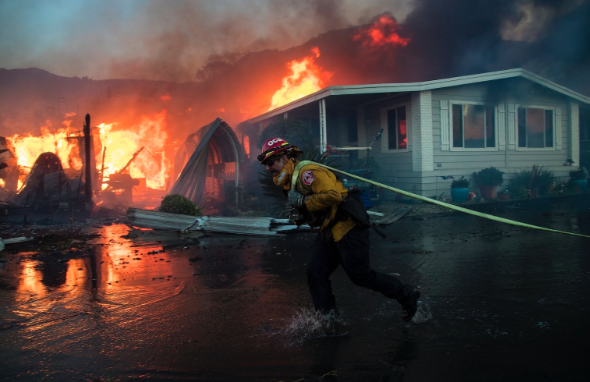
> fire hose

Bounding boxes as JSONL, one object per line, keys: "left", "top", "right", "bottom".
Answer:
{"left": 293, "top": 160, "right": 590, "bottom": 239}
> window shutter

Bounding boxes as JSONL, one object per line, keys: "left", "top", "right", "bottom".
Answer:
{"left": 507, "top": 104, "right": 516, "bottom": 150}
{"left": 380, "top": 108, "right": 388, "bottom": 151}
{"left": 555, "top": 107, "right": 562, "bottom": 150}
{"left": 440, "top": 100, "right": 450, "bottom": 151}
{"left": 497, "top": 104, "right": 506, "bottom": 151}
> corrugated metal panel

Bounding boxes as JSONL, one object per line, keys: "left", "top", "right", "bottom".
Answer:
{"left": 127, "top": 208, "right": 299, "bottom": 236}
{"left": 169, "top": 118, "right": 245, "bottom": 204}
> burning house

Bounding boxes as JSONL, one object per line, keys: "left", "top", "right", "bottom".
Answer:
{"left": 240, "top": 68, "right": 590, "bottom": 199}
{"left": 0, "top": 115, "right": 102, "bottom": 221}
{"left": 0, "top": 111, "right": 169, "bottom": 216}
{"left": 0, "top": 109, "right": 246, "bottom": 220}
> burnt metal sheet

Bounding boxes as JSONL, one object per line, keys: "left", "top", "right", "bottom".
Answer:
{"left": 170, "top": 118, "right": 244, "bottom": 204}
{"left": 127, "top": 208, "right": 299, "bottom": 236}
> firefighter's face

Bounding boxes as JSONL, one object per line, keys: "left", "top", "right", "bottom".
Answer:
{"left": 265, "top": 155, "right": 287, "bottom": 176}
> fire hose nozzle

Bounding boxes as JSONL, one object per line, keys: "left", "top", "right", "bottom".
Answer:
{"left": 290, "top": 207, "right": 304, "bottom": 222}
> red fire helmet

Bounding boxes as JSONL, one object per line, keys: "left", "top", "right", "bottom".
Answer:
{"left": 257, "top": 137, "right": 293, "bottom": 164}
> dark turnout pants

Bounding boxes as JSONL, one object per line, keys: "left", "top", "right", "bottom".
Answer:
{"left": 307, "top": 226, "right": 409, "bottom": 315}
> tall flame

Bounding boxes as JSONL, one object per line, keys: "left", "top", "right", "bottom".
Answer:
{"left": 353, "top": 15, "right": 410, "bottom": 47}
{"left": 7, "top": 116, "right": 82, "bottom": 189}
{"left": 98, "top": 110, "right": 171, "bottom": 190}
{"left": 6, "top": 111, "right": 172, "bottom": 192}
{"left": 269, "top": 47, "right": 332, "bottom": 110}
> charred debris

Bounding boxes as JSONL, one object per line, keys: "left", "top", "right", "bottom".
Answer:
{"left": 0, "top": 115, "right": 290, "bottom": 236}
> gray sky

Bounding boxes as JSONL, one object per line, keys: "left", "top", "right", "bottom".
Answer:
{"left": 0, "top": 0, "right": 415, "bottom": 81}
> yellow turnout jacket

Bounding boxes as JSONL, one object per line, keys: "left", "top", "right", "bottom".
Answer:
{"left": 273, "top": 159, "right": 355, "bottom": 241}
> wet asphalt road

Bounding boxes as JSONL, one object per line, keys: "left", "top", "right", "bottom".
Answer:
{"left": 1, "top": 197, "right": 590, "bottom": 381}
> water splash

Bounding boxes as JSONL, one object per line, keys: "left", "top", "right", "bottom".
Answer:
{"left": 282, "top": 308, "right": 346, "bottom": 343}
{"left": 412, "top": 301, "right": 433, "bottom": 324}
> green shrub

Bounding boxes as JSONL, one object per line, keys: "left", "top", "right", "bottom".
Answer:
{"left": 506, "top": 166, "right": 555, "bottom": 199}
{"left": 451, "top": 177, "right": 469, "bottom": 188}
{"left": 159, "top": 194, "right": 202, "bottom": 216}
{"left": 474, "top": 167, "right": 504, "bottom": 186}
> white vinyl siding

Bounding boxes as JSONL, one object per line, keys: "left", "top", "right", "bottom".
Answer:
{"left": 411, "top": 91, "right": 434, "bottom": 172}
{"left": 431, "top": 80, "right": 572, "bottom": 197}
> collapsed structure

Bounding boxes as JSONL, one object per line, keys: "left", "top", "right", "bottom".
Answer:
{"left": 0, "top": 116, "right": 96, "bottom": 221}
{"left": 0, "top": 115, "right": 246, "bottom": 221}
{"left": 170, "top": 118, "right": 245, "bottom": 208}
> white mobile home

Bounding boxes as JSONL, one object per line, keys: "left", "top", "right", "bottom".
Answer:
{"left": 240, "top": 69, "right": 590, "bottom": 199}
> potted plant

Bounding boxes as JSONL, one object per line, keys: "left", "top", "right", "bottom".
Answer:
{"left": 474, "top": 167, "right": 504, "bottom": 201}
{"left": 450, "top": 177, "right": 470, "bottom": 202}
{"left": 569, "top": 168, "right": 587, "bottom": 193}
{"left": 497, "top": 190, "right": 510, "bottom": 201}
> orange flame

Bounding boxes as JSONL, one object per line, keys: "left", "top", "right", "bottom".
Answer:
{"left": 269, "top": 47, "right": 332, "bottom": 110}
{"left": 353, "top": 15, "right": 410, "bottom": 47}
{"left": 160, "top": 93, "right": 171, "bottom": 102}
{"left": 7, "top": 116, "right": 82, "bottom": 189}
{"left": 243, "top": 135, "right": 250, "bottom": 157}
{"left": 98, "top": 110, "right": 171, "bottom": 189}
{"left": 7, "top": 111, "right": 172, "bottom": 191}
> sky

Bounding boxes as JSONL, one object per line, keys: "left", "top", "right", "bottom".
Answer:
{"left": 1, "top": 0, "right": 589, "bottom": 107}
{"left": 0, "top": 0, "right": 415, "bottom": 82}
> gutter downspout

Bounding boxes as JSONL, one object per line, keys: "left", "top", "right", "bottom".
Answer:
{"left": 319, "top": 99, "right": 327, "bottom": 154}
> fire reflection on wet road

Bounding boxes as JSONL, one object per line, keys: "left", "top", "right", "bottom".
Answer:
{"left": 1, "top": 198, "right": 590, "bottom": 381}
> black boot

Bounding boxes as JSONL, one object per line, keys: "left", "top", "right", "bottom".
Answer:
{"left": 399, "top": 286, "right": 421, "bottom": 322}
{"left": 322, "top": 310, "right": 351, "bottom": 337}
{"left": 324, "top": 319, "right": 351, "bottom": 337}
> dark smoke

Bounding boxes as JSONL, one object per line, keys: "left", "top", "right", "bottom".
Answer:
{"left": 1, "top": 0, "right": 589, "bottom": 142}
{"left": 189, "top": 0, "right": 590, "bottom": 129}
{"left": 395, "top": 0, "right": 590, "bottom": 90}
{"left": 105, "top": 0, "right": 354, "bottom": 82}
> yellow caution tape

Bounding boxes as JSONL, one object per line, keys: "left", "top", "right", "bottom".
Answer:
{"left": 294, "top": 160, "right": 590, "bottom": 239}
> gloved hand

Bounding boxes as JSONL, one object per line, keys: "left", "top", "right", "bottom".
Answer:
{"left": 288, "top": 189, "right": 306, "bottom": 208}
{"left": 290, "top": 210, "right": 305, "bottom": 225}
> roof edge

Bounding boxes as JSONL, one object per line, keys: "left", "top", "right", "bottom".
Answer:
{"left": 245, "top": 68, "right": 590, "bottom": 124}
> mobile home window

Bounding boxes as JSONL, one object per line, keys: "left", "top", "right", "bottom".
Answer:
{"left": 387, "top": 106, "right": 407, "bottom": 150}
{"left": 517, "top": 107, "right": 554, "bottom": 148}
{"left": 452, "top": 104, "right": 495, "bottom": 148}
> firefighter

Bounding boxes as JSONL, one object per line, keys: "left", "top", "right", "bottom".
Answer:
{"left": 258, "top": 137, "right": 421, "bottom": 330}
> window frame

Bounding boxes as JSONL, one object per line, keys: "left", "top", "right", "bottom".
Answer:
{"left": 449, "top": 101, "right": 498, "bottom": 152}
{"left": 380, "top": 102, "right": 410, "bottom": 153}
{"left": 514, "top": 104, "right": 556, "bottom": 151}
